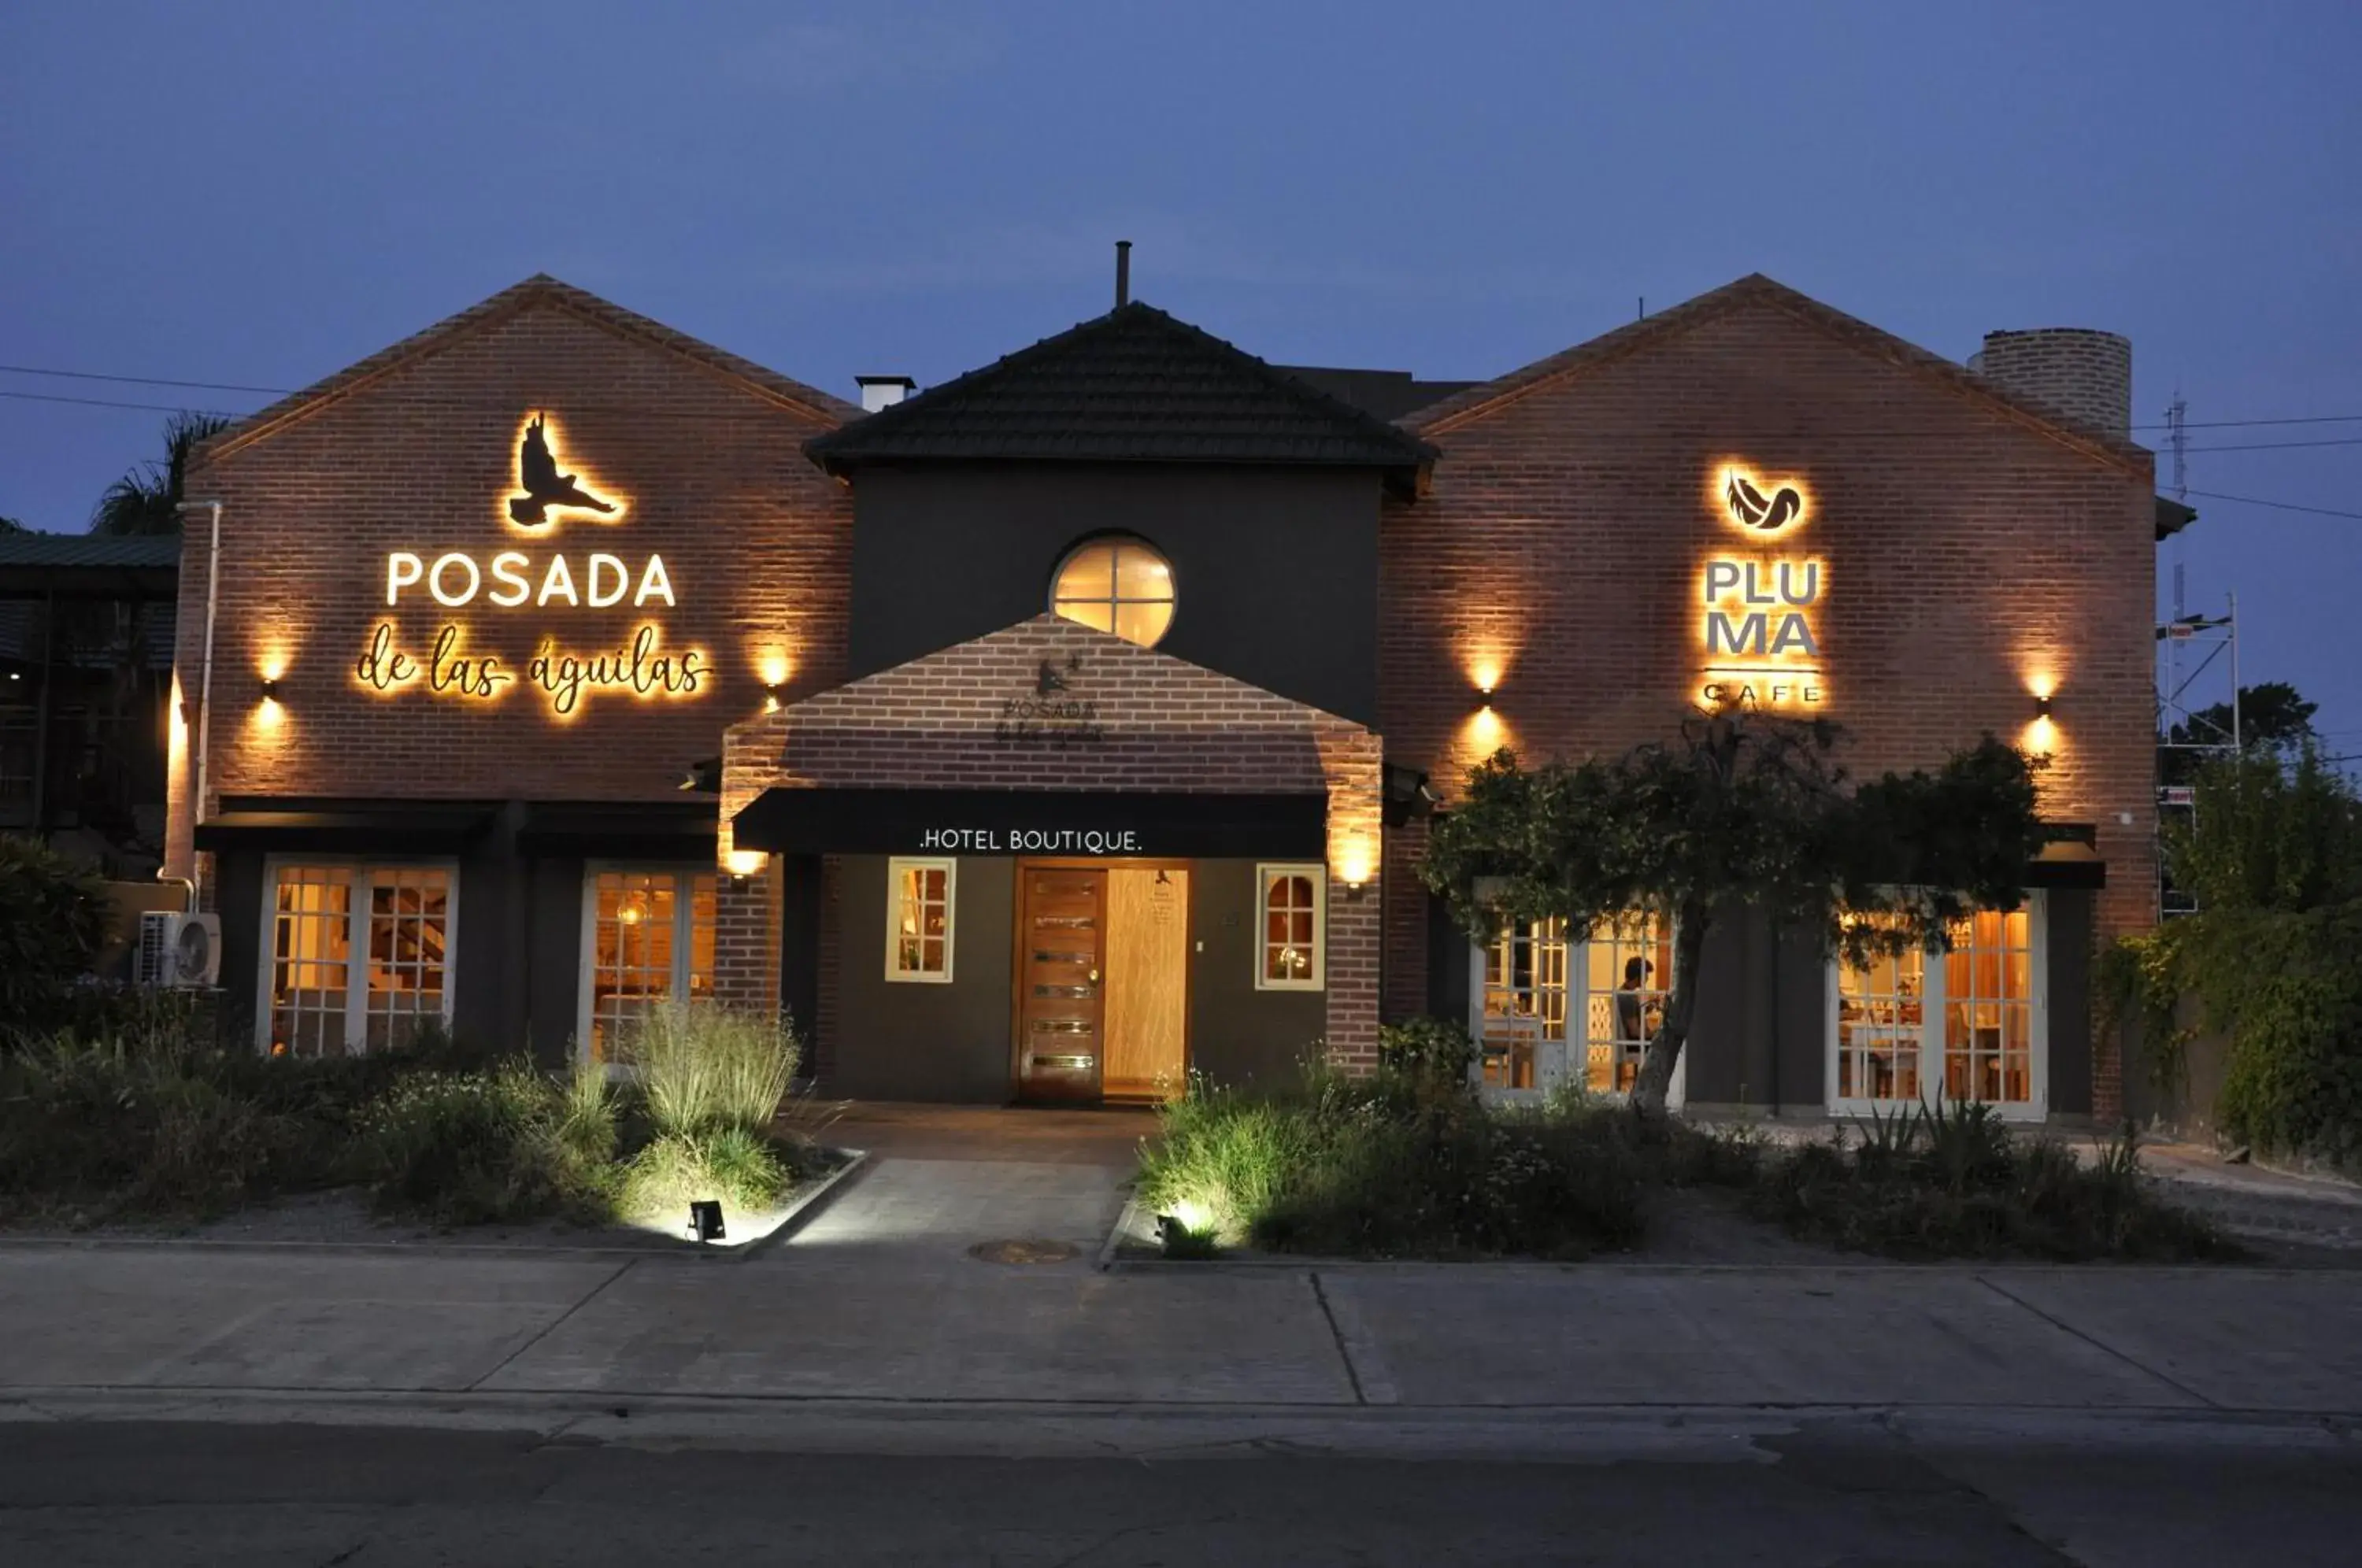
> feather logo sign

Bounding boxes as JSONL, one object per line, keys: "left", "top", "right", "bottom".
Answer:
{"left": 1720, "top": 465, "right": 1807, "bottom": 534}
{"left": 1697, "top": 461, "right": 1827, "bottom": 711}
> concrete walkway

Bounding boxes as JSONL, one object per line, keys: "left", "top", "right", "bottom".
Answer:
{"left": 790, "top": 1102, "right": 1150, "bottom": 1260}
{"left": 2, "top": 1245, "right": 2357, "bottom": 1418}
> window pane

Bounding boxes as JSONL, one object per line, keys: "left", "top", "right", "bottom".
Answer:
{"left": 361, "top": 868, "right": 450, "bottom": 1052}
{"left": 590, "top": 870, "right": 679, "bottom": 1063}
{"left": 1113, "top": 548, "right": 1173, "bottom": 602}
{"left": 1113, "top": 601, "right": 1174, "bottom": 646}
{"left": 889, "top": 860, "right": 954, "bottom": 978}
{"left": 271, "top": 866, "right": 351, "bottom": 1058}
{"left": 1053, "top": 543, "right": 1115, "bottom": 603}
{"left": 1835, "top": 914, "right": 1926, "bottom": 1106}
{"left": 1050, "top": 537, "right": 1175, "bottom": 648}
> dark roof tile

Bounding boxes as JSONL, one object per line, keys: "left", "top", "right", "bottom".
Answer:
{"left": 806, "top": 302, "right": 1435, "bottom": 493}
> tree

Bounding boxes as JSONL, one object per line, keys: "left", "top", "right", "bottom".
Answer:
{"left": 89, "top": 411, "right": 230, "bottom": 536}
{"left": 1421, "top": 707, "right": 2043, "bottom": 1118}
{"left": 2162, "top": 682, "right": 2316, "bottom": 786}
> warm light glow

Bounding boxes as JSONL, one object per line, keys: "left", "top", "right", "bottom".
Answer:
{"left": 1712, "top": 461, "right": 1813, "bottom": 535}
{"left": 2023, "top": 716, "right": 2059, "bottom": 755}
{"left": 723, "top": 849, "right": 768, "bottom": 878}
{"left": 758, "top": 651, "right": 791, "bottom": 688}
{"left": 1331, "top": 839, "right": 1376, "bottom": 890}
{"left": 1464, "top": 704, "right": 1507, "bottom": 752}
{"left": 2025, "top": 668, "right": 2058, "bottom": 702}
{"left": 1471, "top": 662, "right": 1501, "bottom": 697}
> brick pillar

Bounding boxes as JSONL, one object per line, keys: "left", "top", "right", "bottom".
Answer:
{"left": 713, "top": 859, "right": 779, "bottom": 1017}
{"left": 1320, "top": 727, "right": 1386, "bottom": 1072}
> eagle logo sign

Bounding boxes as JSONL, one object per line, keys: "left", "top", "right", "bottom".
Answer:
{"left": 507, "top": 414, "right": 620, "bottom": 528}
{"left": 1723, "top": 467, "right": 1806, "bottom": 533}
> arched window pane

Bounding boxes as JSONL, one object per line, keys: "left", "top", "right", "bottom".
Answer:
{"left": 1051, "top": 537, "right": 1175, "bottom": 648}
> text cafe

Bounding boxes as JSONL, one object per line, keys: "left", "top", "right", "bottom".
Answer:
{"left": 166, "top": 268, "right": 2172, "bottom": 1121}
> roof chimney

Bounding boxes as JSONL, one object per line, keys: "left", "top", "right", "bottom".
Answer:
{"left": 855, "top": 375, "right": 916, "bottom": 414}
{"left": 1115, "top": 240, "right": 1131, "bottom": 309}
{"left": 1968, "top": 327, "right": 2131, "bottom": 439}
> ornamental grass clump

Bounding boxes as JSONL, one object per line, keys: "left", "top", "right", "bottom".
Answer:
{"left": 1746, "top": 1100, "right": 2241, "bottom": 1262}
{"left": 615, "top": 1002, "right": 804, "bottom": 1225}
{"left": 626, "top": 1000, "right": 796, "bottom": 1138}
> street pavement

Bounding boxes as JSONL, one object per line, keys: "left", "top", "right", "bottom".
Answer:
{"left": 0, "top": 1104, "right": 2357, "bottom": 1562}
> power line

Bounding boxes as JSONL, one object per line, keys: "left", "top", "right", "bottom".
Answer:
{"left": 0, "top": 362, "right": 294, "bottom": 395}
{"left": 0, "top": 387, "right": 246, "bottom": 417}
{"left": 2182, "top": 487, "right": 2362, "bottom": 521}
{"left": 2179, "top": 436, "right": 2362, "bottom": 455}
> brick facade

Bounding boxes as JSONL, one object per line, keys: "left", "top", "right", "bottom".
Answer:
{"left": 163, "top": 277, "right": 854, "bottom": 886}
{"left": 720, "top": 615, "right": 1387, "bottom": 1067}
{"left": 1382, "top": 280, "right": 2156, "bottom": 1117}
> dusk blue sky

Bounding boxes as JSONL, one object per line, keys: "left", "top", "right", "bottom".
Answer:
{"left": 5, "top": 2, "right": 2357, "bottom": 746}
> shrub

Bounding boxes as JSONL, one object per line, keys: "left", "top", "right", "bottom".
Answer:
{"left": 0, "top": 835, "right": 110, "bottom": 1035}
{"left": 620, "top": 1126, "right": 794, "bottom": 1224}
{"left": 1138, "top": 1071, "right": 1646, "bottom": 1259}
{"left": 622, "top": 1001, "right": 797, "bottom": 1138}
{"left": 355, "top": 1062, "right": 616, "bottom": 1226}
{"left": 1376, "top": 1015, "right": 1476, "bottom": 1089}
{"left": 0, "top": 1020, "right": 327, "bottom": 1220}
{"left": 1746, "top": 1102, "right": 2239, "bottom": 1262}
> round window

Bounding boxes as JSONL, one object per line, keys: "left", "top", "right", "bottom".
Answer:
{"left": 1050, "top": 536, "right": 1175, "bottom": 648}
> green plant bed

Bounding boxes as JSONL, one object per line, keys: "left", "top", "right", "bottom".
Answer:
{"left": 1138, "top": 1069, "right": 1649, "bottom": 1260}
{"left": 0, "top": 998, "right": 828, "bottom": 1239}
{"left": 1740, "top": 1103, "right": 2245, "bottom": 1263}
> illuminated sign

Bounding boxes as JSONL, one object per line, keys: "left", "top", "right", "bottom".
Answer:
{"left": 1697, "top": 464, "right": 1826, "bottom": 709}
{"left": 508, "top": 414, "right": 620, "bottom": 528}
{"left": 350, "top": 413, "right": 708, "bottom": 718}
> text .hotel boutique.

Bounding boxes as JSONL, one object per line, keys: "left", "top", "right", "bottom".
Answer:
{"left": 165, "top": 267, "right": 2169, "bottom": 1122}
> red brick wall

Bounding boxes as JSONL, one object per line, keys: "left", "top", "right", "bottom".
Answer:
{"left": 165, "top": 288, "right": 852, "bottom": 883}
{"left": 720, "top": 615, "right": 1387, "bottom": 1067}
{"left": 1383, "top": 295, "right": 2157, "bottom": 1115}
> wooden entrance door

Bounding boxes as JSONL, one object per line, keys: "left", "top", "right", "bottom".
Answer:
{"left": 1016, "top": 867, "right": 1107, "bottom": 1101}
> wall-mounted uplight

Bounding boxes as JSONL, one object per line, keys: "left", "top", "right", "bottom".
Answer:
{"left": 722, "top": 848, "right": 768, "bottom": 879}
{"left": 764, "top": 683, "right": 787, "bottom": 712}
{"left": 2033, "top": 693, "right": 2053, "bottom": 719}
{"left": 258, "top": 678, "right": 282, "bottom": 704}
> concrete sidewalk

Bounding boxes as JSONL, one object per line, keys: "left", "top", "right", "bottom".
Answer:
{"left": 2, "top": 1244, "right": 2356, "bottom": 1420}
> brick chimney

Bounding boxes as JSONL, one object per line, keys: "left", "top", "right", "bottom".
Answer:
{"left": 1968, "top": 328, "right": 2131, "bottom": 438}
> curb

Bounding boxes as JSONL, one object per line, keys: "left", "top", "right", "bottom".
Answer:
{"left": 734, "top": 1148, "right": 871, "bottom": 1259}
{"left": 0, "top": 1148, "right": 872, "bottom": 1267}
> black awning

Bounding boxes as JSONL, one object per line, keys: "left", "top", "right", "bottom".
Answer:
{"left": 518, "top": 801, "right": 717, "bottom": 860}
{"left": 732, "top": 787, "right": 1327, "bottom": 860}
{"left": 2026, "top": 840, "right": 2106, "bottom": 890}
{"left": 194, "top": 805, "right": 495, "bottom": 854}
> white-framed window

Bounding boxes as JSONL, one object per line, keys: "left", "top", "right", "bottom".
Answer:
{"left": 1471, "top": 909, "right": 1683, "bottom": 1105}
{"left": 260, "top": 860, "right": 456, "bottom": 1057}
{"left": 1827, "top": 894, "right": 2046, "bottom": 1119}
{"left": 578, "top": 866, "right": 718, "bottom": 1065}
{"left": 1255, "top": 864, "right": 1325, "bottom": 990}
{"left": 886, "top": 857, "right": 956, "bottom": 982}
{"left": 1050, "top": 534, "right": 1176, "bottom": 648}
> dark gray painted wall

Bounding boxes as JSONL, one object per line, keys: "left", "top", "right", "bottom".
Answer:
{"left": 215, "top": 849, "right": 265, "bottom": 1046}
{"left": 846, "top": 464, "right": 1384, "bottom": 725}
{"left": 2045, "top": 889, "right": 2094, "bottom": 1117}
{"left": 828, "top": 854, "right": 1017, "bottom": 1103}
{"left": 1188, "top": 859, "right": 1327, "bottom": 1086}
{"left": 524, "top": 855, "right": 584, "bottom": 1067}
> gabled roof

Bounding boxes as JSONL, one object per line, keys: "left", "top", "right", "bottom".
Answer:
{"left": 1402, "top": 273, "right": 2155, "bottom": 476}
{"left": 199, "top": 275, "right": 858, "bottom": 467}
{"left": 805, "top": 301, "right": 1437, "bottom": 496}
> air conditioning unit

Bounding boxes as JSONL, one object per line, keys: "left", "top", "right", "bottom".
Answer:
{"left": 135, "top": 911, "right": 222, "bottom": 989}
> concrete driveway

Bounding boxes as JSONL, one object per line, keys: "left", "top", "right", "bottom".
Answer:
{"left": 782, "top": 1101, "right": 1153, "bottom": 1263}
